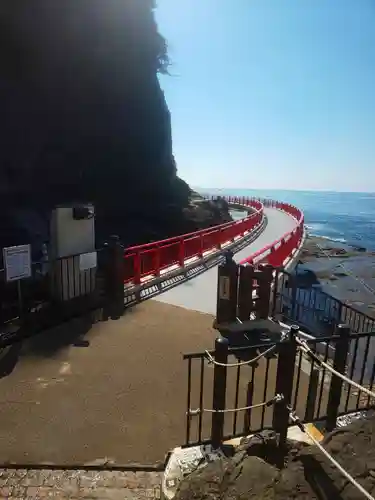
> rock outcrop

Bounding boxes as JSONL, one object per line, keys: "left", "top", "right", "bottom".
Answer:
{"left": 176, "top": 413, "right": 375, "bottom": 499}
{"left": 183, "top": 197, "right": 233, "bottom": 230}
{"left": 0, "top": 1, "right": 231, "bottom": 251}
{"left": 297, "top": 235, "right": 375, "bottom": 319}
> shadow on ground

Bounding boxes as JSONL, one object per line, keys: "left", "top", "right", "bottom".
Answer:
{"left": 20, "top": 304, "right": 140, "bottom": 358}
{"left": 0, "top": 343, "right": 22, "bottom": 379}
{"left": 301, "top": 454, "right": 344, "bottom": 500}
{"left": 0, "top": 303, "right": 140, "bottom": 367}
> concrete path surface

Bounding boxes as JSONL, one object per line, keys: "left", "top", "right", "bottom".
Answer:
{"left": 0, "top": 300, "right": 329, "bottom": 467}
{"left": 154, "top": 207, "right": 297, "bottom": 315}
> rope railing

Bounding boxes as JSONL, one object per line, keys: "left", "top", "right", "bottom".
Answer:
{"left": 204, "top": 344, "right": 277, "bottom": 368}
{"left": 288, "top": 404, "right": 375, "bottom": 500}
{"left": 296, "top": 337, "right": 375, "bottom": 400}
{"left": 187, "top": 393, "right": 284, "bottom": 416}
{"left": 204, "top": 331, "right": 291, "bottom": 368}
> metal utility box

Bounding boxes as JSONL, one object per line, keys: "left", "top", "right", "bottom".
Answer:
{"left": 49, "top": 204, "right": 97, "bottom": 301}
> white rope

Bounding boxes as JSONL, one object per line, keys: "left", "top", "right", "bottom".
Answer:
{"left": 188, "top": 394, "right": 284, "bottom": 415}
{"left": 296, "top": 337, "right": 375, "bottom": 400}
{"left": 205, "top": 344, "right": 277, "bottom": 368}
{"left": 288, "top": 408, "right": 375, "bottom": 500}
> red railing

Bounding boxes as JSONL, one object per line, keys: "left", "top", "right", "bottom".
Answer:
{"left": 239, "top": 199, "right": 305, "bottom": 268}
{"left": 124, "top": 198, "right": 264, "bottom": 285}
{"left": 123, "top": 196, "right": 305, "bottom": 286}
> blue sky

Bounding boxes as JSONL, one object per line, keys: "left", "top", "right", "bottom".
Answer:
{"left": 156, "top": 0, "right": 375, "bottom": 192}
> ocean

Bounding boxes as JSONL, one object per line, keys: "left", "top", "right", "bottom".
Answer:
{"left": 203, "top": 189, "right": 375, "bottom": 250}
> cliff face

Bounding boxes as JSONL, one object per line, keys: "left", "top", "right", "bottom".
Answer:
{"left": 0, "top": 1, "right": 205, "bottom": 248}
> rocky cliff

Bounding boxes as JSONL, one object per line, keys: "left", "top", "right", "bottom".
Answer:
{"left": 0, "top": 1, "right": 230, "bottom": 250}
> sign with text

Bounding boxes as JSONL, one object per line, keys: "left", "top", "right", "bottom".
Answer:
{"left": 79, "top": 251, "right": 97, "bottom": 271}
{"left": 3, "top": 244, "right": 32, "bottom": 282}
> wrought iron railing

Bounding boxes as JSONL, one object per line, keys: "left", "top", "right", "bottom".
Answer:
{"left": 183, "top": 326, "right": 375, "bottom": 448}
{"left": 0, "top": 243, "right": 119, "bottom": 348}
{"left": 185, "top": 261, "right": 375, "bottom": 448}
{"left": 271, "top": 268, "right": 375, "bottom": 338}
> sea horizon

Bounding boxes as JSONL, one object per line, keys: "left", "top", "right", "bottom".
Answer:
{"left": 194, "top": 187, "right": 375, "bottom": 196}
{"left": 196, "top": 188, "right": 375, "bottom": 251}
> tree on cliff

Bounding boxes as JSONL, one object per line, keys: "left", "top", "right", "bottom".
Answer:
{"left": 0, "top": 0, "right": 191, "bottom": 246}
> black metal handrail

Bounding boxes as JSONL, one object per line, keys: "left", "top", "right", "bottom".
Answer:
{"left": 184, "top": 326, "right": 375, "bottom": 447}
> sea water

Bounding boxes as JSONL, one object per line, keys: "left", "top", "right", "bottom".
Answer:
{"left": 204, "top": 189, "right": 375, "bottom": 250}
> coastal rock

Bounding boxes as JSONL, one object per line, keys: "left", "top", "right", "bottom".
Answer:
{"left": 176, "top": 416, "right": 375, "bottom": 500}
{"left": 175, "top": 454, "right": 278, "bottom": 500}
{"left": 353, "top": 246, "right": 367, "bottom": 252}
{"left": 297, "top": 235, "right": 375, "bottom": 320}
{"left": 183, "top": 197, "right": 233, "bottom": 230}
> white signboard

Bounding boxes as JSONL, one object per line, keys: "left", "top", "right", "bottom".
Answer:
{"left": 79, "top": 251, "right": 97, "bottom": 271}
{"left": 3, "top": 244, "right": 32, "bottom": 282}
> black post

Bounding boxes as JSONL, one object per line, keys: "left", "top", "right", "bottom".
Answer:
{"left": 215, "top": 251, "right": 238, "bottom": 327}
{"left": 270, "top": 267, "right": 280, "bottom": 319}
{"left": 326, "top": 324, "right": 351, "bottom": 432}
{"left": 290, "top": 276, "right": 298, "bottom": 322}
{"left": 273, "top": 325, "right": 298, "bottom": 450}
{"left": 211, "top": 336, "right": 229, "bottom": 449}
{"left": 106, "top": 235, "right": 125, "bottom": 319}
{"left": 17, "top": 280, "right": 25, "bottom": 326}
{"left": 237, "top": 265, "right": 254, "bottom": 322}
{"left": 304, "top": 368, "right": 319, "bottom": 422}
{"left": 257, "top": 264, "right": 274, "bottom": 319}
{"left": 243, "top": 381, "right": 254, "bottom": 434}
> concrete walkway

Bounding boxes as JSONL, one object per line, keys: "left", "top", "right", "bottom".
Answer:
{"left": 154, "top": 207, "right": 297, "bottom": 315}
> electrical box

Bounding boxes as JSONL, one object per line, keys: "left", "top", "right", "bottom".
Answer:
{"left": 50, "top": 204, "right": 95, "bottom": 258}
{"left": 49, "top": 204, "right": 97, "bottom": 301}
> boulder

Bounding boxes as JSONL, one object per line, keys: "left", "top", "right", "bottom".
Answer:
{"left": 175, "top": 453, "right": 278, "bottom": 500}
{"left": 183, "top": 198, "right": 233, "bottom": 231}
{"left": 175, "top": 414, "right": 375, "bottom": 500}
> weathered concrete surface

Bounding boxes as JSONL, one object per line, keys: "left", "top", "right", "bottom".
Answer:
{"left": 0, "top": 468, "right": 162, "bottom": 499}
{"left": 0, "top": 301, "right": 216, "bottom": 467}
{"left": 154, "top": 207, "right": 297, "bottom": 314}
{"left": 0, "top": 300, "right": 320, "bottom": 467}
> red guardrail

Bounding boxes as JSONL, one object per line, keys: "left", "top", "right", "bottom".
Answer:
{"left": 124, "top": 197, "right": 264, "bottom": 285}
{"left": 239, "top": 199, "right": 305, "bottom": 268}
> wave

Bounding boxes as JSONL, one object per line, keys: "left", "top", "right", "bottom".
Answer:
{"left": 308, "top": 233, "right": 347, "bottom": 244}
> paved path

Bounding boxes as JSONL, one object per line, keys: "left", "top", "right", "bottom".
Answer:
{"left": 0, "top": 468, "right": 162, "bottom": 499}
{"left": 154, "top": 207, "right": 297, "bottom": 315}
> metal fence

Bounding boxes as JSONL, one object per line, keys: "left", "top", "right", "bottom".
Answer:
{"left": 183, "top": 325, "right": 375, "bottom": 448}
{"left": 213, "top": 256, "right": 375, "bottom": 338}
{"left": 271, "top": 268, "right": 375, "bottom": 338}
{"left": 0, "top": 237, "right": 124, "bottom": 348}
{"left": 184, "top": 259, "right": 375, "bottom": 448}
